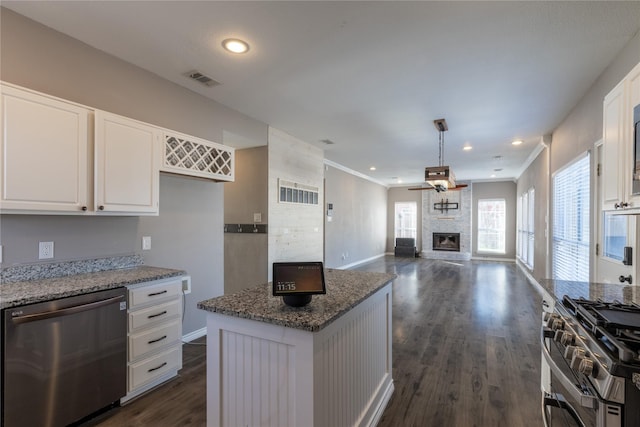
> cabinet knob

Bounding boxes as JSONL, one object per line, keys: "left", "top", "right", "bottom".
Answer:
{"left": 81, "top": 206, "right": 87, "bottom": 211}
{"left": 98, "top": 205, "right": 105, "bottom": 211}
{"left": 615, "top": 202, "right": 630, "bottom": 209}
{"left": 619, "top": 275, "right": 632, "bottom": 284}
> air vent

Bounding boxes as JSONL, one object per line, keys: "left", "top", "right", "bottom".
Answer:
{"left": 321, "top": 139, "right": 335, "bottom": 145}
{"left": 184, "top": 70, "right": 221, "bottom": 87}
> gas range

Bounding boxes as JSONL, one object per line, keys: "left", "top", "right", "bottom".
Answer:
{"left": 541, "top": 296, "right": 640, "bottom": 427}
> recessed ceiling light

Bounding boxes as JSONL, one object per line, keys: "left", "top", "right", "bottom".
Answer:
{"left": 222, "top": 38, "right": 250, "bottom": 54}
{"left": 490, "top": 174, "right": 496, "bottom": 178}
{"left": 463, "top": 145, "right": 472, "bottom": 151}
{"left": 512, "top": 140, "right": 523, "bottom": 146}
{"left": 370, "top": 166, "right": 376, "bottom": 171}
{"left": 398, "top": 179, "right": 403, "bottom": 184}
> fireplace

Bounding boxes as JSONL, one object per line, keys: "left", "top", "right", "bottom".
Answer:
{"left": 432, "top": 233, "right": 460, "bottom": 252}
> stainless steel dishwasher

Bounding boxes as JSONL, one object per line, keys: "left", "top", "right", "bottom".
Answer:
{"left": 2, "top": 287, "right": 127, "bottom": 427}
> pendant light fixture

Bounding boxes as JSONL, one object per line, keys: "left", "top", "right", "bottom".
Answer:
{"left": 424, "top": 118, "right": 456, "bottom": 192}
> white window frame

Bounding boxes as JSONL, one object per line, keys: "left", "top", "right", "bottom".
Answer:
{"left": 394, "top": 201, "right": 417, "bottom": 240}
{"left": 477, "top": 198, "right": 506, "bottom": 254}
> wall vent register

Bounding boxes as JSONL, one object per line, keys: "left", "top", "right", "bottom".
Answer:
{"left": 278, "top": 179, "right": 319, "bottom": 205}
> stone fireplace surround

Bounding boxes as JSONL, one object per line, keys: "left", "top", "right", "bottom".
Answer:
{"left": 421, "top": 186, "right": 471, "bottom": 260}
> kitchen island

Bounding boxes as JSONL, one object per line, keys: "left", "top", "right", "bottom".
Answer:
{"left": 198, "top": 268, "right": 396, "bottom": 427}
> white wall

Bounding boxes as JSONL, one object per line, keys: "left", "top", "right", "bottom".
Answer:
{"left": 267, "top": 128, "right": 324, "bottom": 279}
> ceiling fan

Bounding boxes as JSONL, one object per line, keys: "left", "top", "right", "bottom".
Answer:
{"left": 408, "top": 118, "right": 468, "bottom": 192}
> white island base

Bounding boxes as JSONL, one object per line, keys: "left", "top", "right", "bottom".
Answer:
{"left": 204, "top": 281, "right": 393, "bottom": 427}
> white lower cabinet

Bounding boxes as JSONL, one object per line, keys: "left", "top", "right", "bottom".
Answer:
{"left": 123, "top": 278, "right": 183, "bottom": 403}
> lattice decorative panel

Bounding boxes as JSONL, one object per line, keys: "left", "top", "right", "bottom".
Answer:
{"left": 162, "top": 133, "right": 234, "bottom": 181}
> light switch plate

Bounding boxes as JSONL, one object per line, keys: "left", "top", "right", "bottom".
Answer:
{"left": 142, "top": 236, "right": 151, "bottom": 251}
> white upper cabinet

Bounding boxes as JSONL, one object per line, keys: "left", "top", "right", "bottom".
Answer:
{"left": 95, "top": 111, "right": 160, "bottom": 215}
{"left": 602, "top": 62, "right": 640, "bottom": 212}
{"left": 161, "top": 130, "right": 234, "bottom": 182}
{"left": 0, "top": 83, "right": 160, "bottom": 215}
{"left": 602, "top": 80, "right": 628, "bottom": 210}
{"left": 0, "top": 85, "right": 90, "bottom": 213}
{"left": 1, "top": 82, "right": 234, "bottom": 215}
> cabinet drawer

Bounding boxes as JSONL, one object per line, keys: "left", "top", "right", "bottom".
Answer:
{"left": 129, "top": 298, "right": 181, "bottom": 332}
{"left": 128, "top": 280, "right": 182, "bottom": 308}
{"left": 128, "top": 345, "right": 181, "bottom": 391}
{"left": 129, "top": 319, "right": 181, "bottom": 361}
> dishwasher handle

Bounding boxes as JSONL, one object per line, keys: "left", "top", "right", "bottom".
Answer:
{"left": 10, "top": 294, "right": 125, "bottom": 324}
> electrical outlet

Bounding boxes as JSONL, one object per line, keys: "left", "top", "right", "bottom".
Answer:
{"left": 182, "top": 275, "right": 192, "bottom": 294}
{"left": 253, "top": 213, "right": 262, "bottom": 223}
{"left": 142, "top": 236, "right": 151, "bottom": 251}
{"left": 39, "top": 241, "right": 54, "bottom": 259}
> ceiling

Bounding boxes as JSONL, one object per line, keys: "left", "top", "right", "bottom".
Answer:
{"left": 4, "top": 1, "right": 640, "bottom": 186}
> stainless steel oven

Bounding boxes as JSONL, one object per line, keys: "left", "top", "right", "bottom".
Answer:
{"left": 2, "top": 287, "right": 127, "bottom": 427}
{"left": 540, "top": 296, "right": 640, "bottom": 427}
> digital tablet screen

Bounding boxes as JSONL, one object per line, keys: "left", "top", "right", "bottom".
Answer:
{"left": 272, "top": 262, "right": 326, "bottom": 296}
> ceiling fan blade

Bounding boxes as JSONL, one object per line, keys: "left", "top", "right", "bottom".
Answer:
{"left": 449, "top": 184, "right": 468, "bottom": 191}
{"left": 407, "top": 186, "right": 435, "bottom": 191}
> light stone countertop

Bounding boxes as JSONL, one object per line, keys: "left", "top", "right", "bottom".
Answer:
{"left": 197, "top": 268, "right": 396, "bottom": 332}
{"left": 538, "top": 278, "right": 640, "bottom": 305}
{"left": 0, "top": 266, "right": 186, "bottom": 309}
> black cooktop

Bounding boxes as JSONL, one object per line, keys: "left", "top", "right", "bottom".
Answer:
{"left": 562, "top": 296, "right": 640, "bottom": 365}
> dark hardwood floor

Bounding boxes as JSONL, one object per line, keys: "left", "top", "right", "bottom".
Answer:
{"left": 84, "top": 256, "right": 543, "bottom": 427}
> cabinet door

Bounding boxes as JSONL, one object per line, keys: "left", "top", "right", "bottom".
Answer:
{"left": 95, "top": 111, "right": 160, "bottom": 214}
{"left": 0, "top": 85, "right": 89, "bottom": 212}
{"left": 624, "top": 62, "right": 640, "bottom": 206}
{"left": 602, "top": 80, "right": 627, "bottom": 210}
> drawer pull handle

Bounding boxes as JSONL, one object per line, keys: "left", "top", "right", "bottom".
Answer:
{"left": 148, "top": 335, "right": 167, "bottom": 345}
{"left": 148, "top": 290, "right": 168, "bottom": 297}
{"left": 147, "top": 361, "right": 167, "bottom": 373}
{"left": 148, "top": 310, "right": 167, "bottom": 319}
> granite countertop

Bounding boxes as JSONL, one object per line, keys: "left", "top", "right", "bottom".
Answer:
{"left": 0, "top": 266, "right": 186, "bottom": 309}
{"left": 198, "top": 268, "right": 396, "bottom": 332}
{"left": 538, "top": 278, "right": 640, "bottom": 305}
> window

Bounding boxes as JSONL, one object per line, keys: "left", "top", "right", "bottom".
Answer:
{"left": 527, "top": 188, "right": 535, "bottom": 269}
{"left": 477, "top": 199, "right": 506, "bottom": 253}
{"left": 394, "top": 202, "right": 417, "bottom": 239}
{"left": 552, "top": 153, "right": 590, "bottom": 281}
{"left": 517, "top": 188, "right": 534, "bottom": 269}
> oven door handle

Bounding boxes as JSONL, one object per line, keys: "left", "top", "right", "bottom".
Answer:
{"left": 541, "top": 393, "right": 587, "bottom": 427}
{"left": 540, "top": 329, "right": 597, "bottom": 409}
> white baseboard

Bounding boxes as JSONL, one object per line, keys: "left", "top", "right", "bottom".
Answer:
{"left": 182, "top": 326, "right": 207, "bottom": 342}
{"left": 337, "top": 253, "right": 386, "bottom": 270}
{"left": 366, "top": 380, "right": 394, "bottom": 427}
{"left": 515, "top": 259, "right": 547, "bottom": 298}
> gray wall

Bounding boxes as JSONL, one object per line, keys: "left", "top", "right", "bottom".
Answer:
{"left": 386, "top": 186, "right": 422, "bottom": 252}
{"left": 516, "top": 146, "right": 550, "bottom": 280}
{"left": 517, "top": 29, "right": 640, "bottom": 281}
{"left": 224, "top": 147, "right": 269, "bottom": 294}
{"left": 0, "top": 8, "right": 268, "bottom": 335}
{"left": 471, "top": 181, "right": 517, "bottom": 260}
{"left": 324, "top": 166, "right": 387, "bottom": 268}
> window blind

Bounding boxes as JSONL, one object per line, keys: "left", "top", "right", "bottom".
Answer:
{"left": 552, "top": 153, "right": 590, "bottom": 281}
